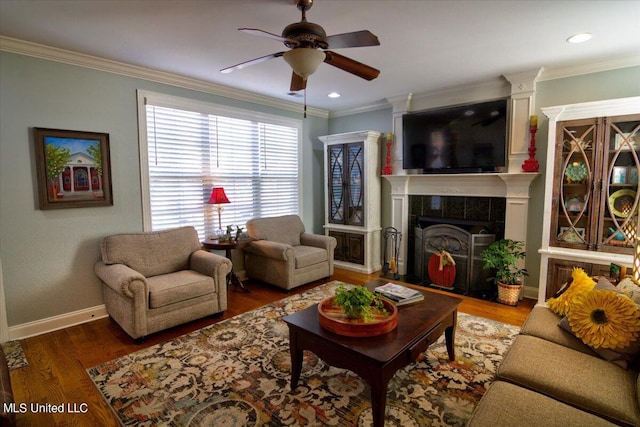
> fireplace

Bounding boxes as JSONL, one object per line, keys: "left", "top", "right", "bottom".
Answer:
{"left": 383, "top": 173, "right": 538, "bottom": 298}
{"left": 406, "top": 195, "right": 504, "bottom": 297}
{"left": 413, "top": 224, "right": 495, "bottom": 298}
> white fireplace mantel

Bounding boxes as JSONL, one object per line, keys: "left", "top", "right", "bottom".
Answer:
{"left": 383, "top": 172, "right": 538, "bottom": 278}
{"left": 384, "top": 172, "right": 537, "bottom": 199}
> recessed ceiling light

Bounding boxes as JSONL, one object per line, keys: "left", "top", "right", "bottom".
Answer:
{"left": 567, "top": 33, "right": 592, "bottom": 44}
{"left": 328, "top": 92, "right": 341, "bottom": 98}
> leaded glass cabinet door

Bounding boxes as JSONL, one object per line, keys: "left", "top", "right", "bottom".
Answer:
{"left": 345, "top": 142, "right": 364, "bottom": 226}
{"left": 550, "top": 118, "right": 598, "bottom": 250}
{"left": 327, "top": 142, "right": 365, "bottom": 226}
{"left": 328, "top": 145, "right": 345, "bottom": 224}
{"left": 598, "top": 114, "right": 640, "bottom": 254}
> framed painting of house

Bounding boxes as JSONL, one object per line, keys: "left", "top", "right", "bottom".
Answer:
{"left": 34, "top": 128, "right": 113, "bottom": 209}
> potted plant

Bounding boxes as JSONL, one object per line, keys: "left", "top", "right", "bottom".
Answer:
{"left": 333, "top": 285, "right": 388, "bottom": 322}
{"left": 481, "top": 239, "right": 528, "bottom": 305}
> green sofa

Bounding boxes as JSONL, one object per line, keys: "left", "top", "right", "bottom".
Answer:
{"left": 468, "top": 305, "right": 640, "bottom": 426}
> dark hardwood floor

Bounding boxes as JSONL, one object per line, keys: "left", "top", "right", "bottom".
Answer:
{"left": 9, "top": 268, "right": 535, "bottom": 426}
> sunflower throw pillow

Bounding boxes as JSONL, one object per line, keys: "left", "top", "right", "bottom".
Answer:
{"left": 559, "top": 277, "right": 640, "bottom": 369}
{"left": 547, "top": 267, "right": 596, "bottom": 316}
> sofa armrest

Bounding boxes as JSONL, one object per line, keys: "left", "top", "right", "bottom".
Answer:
{"left": 244, "top": 240, "right": 293, "bottom": 261}
{"left": 300, "top": 232, "right": 337, "bottom": 251}
{"left": 95, "top": 261, "right": 147, "bottom": 299}
{"left": 190, "top": 250, "right": 232, "bottom": 278}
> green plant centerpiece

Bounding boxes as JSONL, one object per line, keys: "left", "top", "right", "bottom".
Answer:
{"left": 333, "top": 285, "right": 388, "bottom": 323}
{"left": 481, "top": 239, "right": 528, "bottom": 285}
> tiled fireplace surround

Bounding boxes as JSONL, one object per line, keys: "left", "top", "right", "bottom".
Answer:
{"left": 383, "top": 70, "right": 541, "bottom": 299}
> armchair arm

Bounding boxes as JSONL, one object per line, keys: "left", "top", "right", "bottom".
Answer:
{"left": 243, "top": 240, "right": 294, "bottom": 261}
{"left": 94, "top": 261, "right": 147, "bottom": 299}
{"left": 300, "top": 232, "right": 337, "bottom": 251}
{"left": 190, "top": 250, "right": 232, "bottom": 278}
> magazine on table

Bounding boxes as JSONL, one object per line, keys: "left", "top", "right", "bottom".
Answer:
{"left": 374, "top": 283, "right": 424, "bottom": 305}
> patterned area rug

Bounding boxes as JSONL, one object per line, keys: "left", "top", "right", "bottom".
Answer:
{"left": 88, "top": 282, "right": 519, "bottom": 426}
{"left": 1, "top": 340, "right": 28, "bottom": 370}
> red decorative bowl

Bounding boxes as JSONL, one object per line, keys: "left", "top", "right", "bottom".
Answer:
{"left": 317, "top": 296, "right": 398, "bottom": 337}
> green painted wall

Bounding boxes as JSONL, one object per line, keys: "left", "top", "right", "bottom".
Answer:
{"left": 0, "top": 52, "right": 328, "bottom": 327}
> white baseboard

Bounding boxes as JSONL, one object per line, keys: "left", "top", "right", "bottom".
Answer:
{"left": 9, "top": 305, "right": 108, "bottom": 340}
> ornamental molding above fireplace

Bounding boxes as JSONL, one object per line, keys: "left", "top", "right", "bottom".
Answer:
{"left": 384, "top": 173, "right": 537, "bottom": 199}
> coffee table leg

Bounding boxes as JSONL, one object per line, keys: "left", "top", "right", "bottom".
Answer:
{"left": 289, "top": 330, "right": 302, "bottom": 390}
{"left": 369, "top": 379, "right": 388, "bottom": 427}
{"left": 445, "top": 310, "right": 457, "bottom": 361}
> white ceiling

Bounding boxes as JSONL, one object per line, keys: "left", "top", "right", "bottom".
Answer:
{"left": 1, "top": 0, "right": 639, "bottom": 113}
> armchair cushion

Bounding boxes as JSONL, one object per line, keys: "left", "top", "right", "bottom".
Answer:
{"left": 147, "top": 270, "right": 214, "bottom": 309}
{"left": 293, "top": 245, "right": 328, "bottom": 269}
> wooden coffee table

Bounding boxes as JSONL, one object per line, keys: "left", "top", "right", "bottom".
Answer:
{"left": 282, "top": 279, "right": 462, "bottom": 427}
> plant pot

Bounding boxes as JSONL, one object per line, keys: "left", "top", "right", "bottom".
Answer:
{"left": 497, "top": 282, "right": 522, "bottom": 306}
{"left": 317, "top": 296, "right": 398, "bottom": 337}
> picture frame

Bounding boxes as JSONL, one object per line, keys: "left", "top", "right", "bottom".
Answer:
{"left": 614, "top": 132, "right": 639, "bottom": 151}
{"left": 34, "top": 128, "right": 113, "bottom": 210}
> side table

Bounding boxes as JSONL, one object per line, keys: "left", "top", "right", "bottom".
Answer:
{"left": 201, "top": 238, "right": 253, "bottom": 292}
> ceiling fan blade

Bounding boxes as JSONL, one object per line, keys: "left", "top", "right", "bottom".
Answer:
{"left": 220, "top": 51, "right": 285, "bottom": 74}
{"left": 324, "top": 51, "right": 380, "bottom": 81}
{"left": 290, "top": 71, "right": 307, "bottom": 92}
{"left": 326, "top": 30, "right": 380, "bottom": 49}
{"left": 239, "top": 28, "right": 299, "bottom": 47}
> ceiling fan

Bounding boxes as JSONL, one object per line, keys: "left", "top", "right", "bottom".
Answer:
{"left": 220, "top": 0, "right": 381, "bottom": 95}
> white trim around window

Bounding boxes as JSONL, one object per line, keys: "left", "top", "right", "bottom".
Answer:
{"left": 137, "top": 90, "right": 303, "bottom": 238}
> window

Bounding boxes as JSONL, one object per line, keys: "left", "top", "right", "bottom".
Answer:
{"left": 138, "top": 91, "right": 302, "bottom": 239}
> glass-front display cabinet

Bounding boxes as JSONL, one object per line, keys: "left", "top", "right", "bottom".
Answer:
{"left": 550, "top": 114, "right": 639, "bottom": 255}
{"left": 319, "top": 130, "right": 381, "bottom": 273}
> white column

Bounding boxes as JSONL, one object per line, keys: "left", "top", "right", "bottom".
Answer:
{"left": 386, "top": 94, "right": 413, "bottom": 175}
{"left": 385, "top": 176, "right": 410, "bottom": 275}
{"left": 503, "top": 68, "right": 543, "bottom": 173}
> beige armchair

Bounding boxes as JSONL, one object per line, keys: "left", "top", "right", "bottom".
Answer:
{"left": 244, "top": 215, "right": 337, "bottom": 291}
{"left": 94, "top": 226, "right": 232, "bottom": 340}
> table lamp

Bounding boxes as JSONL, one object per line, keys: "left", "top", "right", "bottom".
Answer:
{"left": 208, "top": 187, "right": 230, "bottom": 236}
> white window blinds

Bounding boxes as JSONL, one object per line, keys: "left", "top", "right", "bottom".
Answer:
{"left": 140, "top": 92, "right": 301, "bottom": 239}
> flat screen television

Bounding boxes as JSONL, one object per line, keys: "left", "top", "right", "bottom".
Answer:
{"left": 402, "top": 99, "right": 508, "bottom": 173}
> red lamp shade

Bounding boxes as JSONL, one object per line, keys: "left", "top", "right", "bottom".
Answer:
{"left": 208, "top": 187, "right": 230, "bottom": 205}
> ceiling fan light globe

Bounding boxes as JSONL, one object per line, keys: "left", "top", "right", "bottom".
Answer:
{"left": 283, "top": 48, "right": 325, "bottom": 79}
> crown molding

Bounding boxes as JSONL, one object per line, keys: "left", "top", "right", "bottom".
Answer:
{"left": 332, "top": 56, "right": 640, "bottom": 118}
{"left": 538, "top": 55, "right": 640, "bottom": 81}
{"left": 0, "top": 36, "right": 329, "bottom": 119}
{"left": 328, "top": 100, "right": 391, "bottom": 118}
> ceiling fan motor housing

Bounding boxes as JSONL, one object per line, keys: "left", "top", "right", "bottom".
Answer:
{"left": 282, "top": 21, "right": 328, "bottom": 49}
